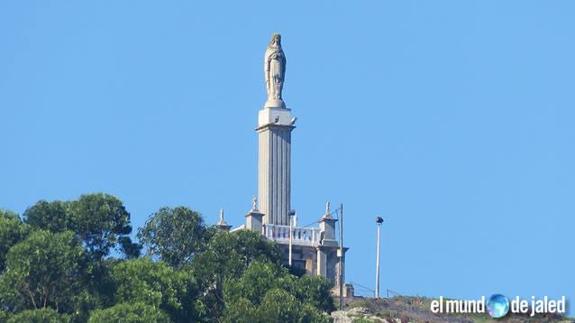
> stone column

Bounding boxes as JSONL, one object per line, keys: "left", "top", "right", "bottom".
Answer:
{"left": 257, "top": 107, "right": 295, "bottom": 226}
{"left": 316, "top": 247, "right": 327, "bottom": 277}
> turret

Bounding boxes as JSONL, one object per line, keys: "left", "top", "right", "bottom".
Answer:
{"left": 319, "top": 201, "right": 338, "bottom": 247}
{"left": 245, "top": 197, "right": 264, "bottom": 233}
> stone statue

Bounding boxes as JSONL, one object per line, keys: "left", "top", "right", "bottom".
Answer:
{"left": 264, "top": 33, "right": 286, "bottom": 108}
{"left": 251, "top": 196, "right": 258, "bottom": 211}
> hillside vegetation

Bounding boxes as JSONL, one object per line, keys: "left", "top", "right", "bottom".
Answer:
{"left": 0, "top": 193, "right": 334, "bottom": 322}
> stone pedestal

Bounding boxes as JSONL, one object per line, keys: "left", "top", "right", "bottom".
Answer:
{"left": 320, "top": 215, "right": 338, "bottom": 247}
{"left": 245, "top": 208, "right": 264, "bottom": 234}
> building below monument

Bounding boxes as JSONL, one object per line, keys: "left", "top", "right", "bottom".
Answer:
{"left": 237, "top": 198, "right": 351, "bottom": 297}
{"left": 220, "top": 34, "right": 352, "bottom": 297}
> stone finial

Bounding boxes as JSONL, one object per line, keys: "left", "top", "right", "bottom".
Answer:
{"left": 218, "top": 209, "right": 225, "bottom": 224}
{"left": 216, "top": 208, "right": 232, "bottom": 231}
{"left": 323, "top": 201, "right": 333, "bottom": 219}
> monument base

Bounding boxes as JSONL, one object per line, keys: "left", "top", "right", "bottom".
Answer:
{"left": 264, "top": 98, "right": 286, "bottom": 109}
{"left": 257, "top": 106, "right": 295, "bottom": 129}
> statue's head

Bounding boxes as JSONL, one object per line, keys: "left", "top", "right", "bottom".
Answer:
{"left": 269, "top": 33, "right": 282, "bottom": 48}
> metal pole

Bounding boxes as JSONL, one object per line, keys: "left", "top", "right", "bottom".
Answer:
{"left": 289, "top": 216, "right": 293, "bottom": 266}
{"left": 288, "top": 210, "right": 295, "bottom": 266}
{"left": 375, "top": 216, "right": 383, "bottom": 298}
{"left": 338, "top": 203, "right": 344, "bottom": 310}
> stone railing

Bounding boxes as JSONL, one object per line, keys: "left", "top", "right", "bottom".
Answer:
{"left": 263, "top": 224, "right": 321, "bottom": 247}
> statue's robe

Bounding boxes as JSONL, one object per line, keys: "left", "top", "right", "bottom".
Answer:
{"left": 265, "top": 46, "right": 286, "bottom": 100}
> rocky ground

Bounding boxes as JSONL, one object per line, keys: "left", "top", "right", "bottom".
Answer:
{"left": 330, "top": 296, "right": 573, "bottom": 323}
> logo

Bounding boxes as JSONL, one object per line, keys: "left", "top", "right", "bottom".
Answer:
{"left": 486, "top": 294, "right": 509, "bottom": 318}
{"left": 430, "top": 294, "right": 567, "bottom": 318}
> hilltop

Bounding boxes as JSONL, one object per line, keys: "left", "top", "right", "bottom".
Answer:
{"left": 331, "top": 296, "right": 573, "bottom": 323}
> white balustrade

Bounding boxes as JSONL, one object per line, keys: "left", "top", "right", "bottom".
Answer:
{"left": 262, "top": 224, "right": 320, "bottom": 246}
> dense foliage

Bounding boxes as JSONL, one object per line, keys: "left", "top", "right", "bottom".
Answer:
{"left": 0, "top": 194, "right": 334, "bottom": 322}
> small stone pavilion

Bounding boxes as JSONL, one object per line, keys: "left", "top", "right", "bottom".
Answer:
{"left": 218, "top": 34, "right": 352, "bottom": 297}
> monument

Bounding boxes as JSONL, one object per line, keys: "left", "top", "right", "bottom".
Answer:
{"left": 231, "top": 34, "right": 351, "bottom": 297}
{"left": 257, "top": 33, "right": 296, "bottom": 226}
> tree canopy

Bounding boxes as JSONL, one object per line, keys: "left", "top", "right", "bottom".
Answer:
{"left": 0, "top": 230, "right": 83, "bottom": 313}
{"left": 88, "top": 302, "right": 170, "bottom": 323}
{"left": 0, "top": 194, "right": 336, "bottom": 322}
{"left": 138, "top": 207, "right": 209, "bottom": 268}
{"left": 0, "top": 210, "right": 29, "bottom": 272}
{"left": 23, "top": 200, "right": 70, "bottom": 233}
{"left": 23, "top": 194, "right": 141, "bottom": 260}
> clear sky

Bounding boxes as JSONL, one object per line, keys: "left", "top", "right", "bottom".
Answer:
{"left": 1, "top": 0, "right": 574, "bottom": 315}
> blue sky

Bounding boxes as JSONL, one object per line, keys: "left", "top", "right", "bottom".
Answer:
{"left": 1, "top": 0, "right": 574, "bottom": 315}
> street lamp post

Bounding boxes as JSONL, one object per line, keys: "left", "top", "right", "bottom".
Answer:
{"left": 289, "top": 210, "right": 296, "bottom": 266}
{"left": 375, "top": 216, "right": 384, "bottom": 298}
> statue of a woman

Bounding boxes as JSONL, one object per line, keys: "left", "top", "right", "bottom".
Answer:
{"left": 264, "top": 33, "right": 286, "bottom": 108}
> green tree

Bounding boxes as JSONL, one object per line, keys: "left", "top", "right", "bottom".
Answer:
{"left": 19, "top": 195, "right": 141, "bottom": 318}
{"left": 257, "top": 288, "right": 329, "bottom": 323}
{"left": 222, "top": 297, "right": 257, "bottom": 323}
{"left": 192, "top": 230, "right": 282, "bottom": 281}
{"left": 138, "top": 207, "right": 208, "bottom": 268}
{"left": 224, "top": 261, "right": 286, "bottom": 306}
{"left": 257, "top": 288, "right": 303, "bottom": 322}
{"left": 118, "top": 236, "right": 142, "bottom": 259}
{"left": 6, "top": 308, "right": 70, "bottom": 323}
{"left": 0, "top": 230, "right": 83, "bottom": 313}
{"left": 70, "top": 193, "right": 139, "bottom": 259}
{"left": 0, "top": 310, "right": 9, "bottom": 322}
{"left": 299, "top": 304, "right": 331, "bottom": 323}
{"left": 110, "top": 258, "right": 199, "bottom": 322}
{"left": 88, "top": 302, "right": 171, "bottom": 323}
{"left": 23, "top": 200, "right": 71, "bottom": 233}
{"left": 294, "top": 275, "right": 336, "bottom": 313}
{"left": 0, "top": 197, "right": 335, "bottom": 322}
{"left": 0, "top": 210, "right": 29, "bottom": 273}
{"left": 22, "top": 194, "right": 140, "bottom": 259}
{"left": 191, "top": 230, "right": 283, "bottom": 320}
{"left": 223, "top": 261, "right": 333, "bottom": 322}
